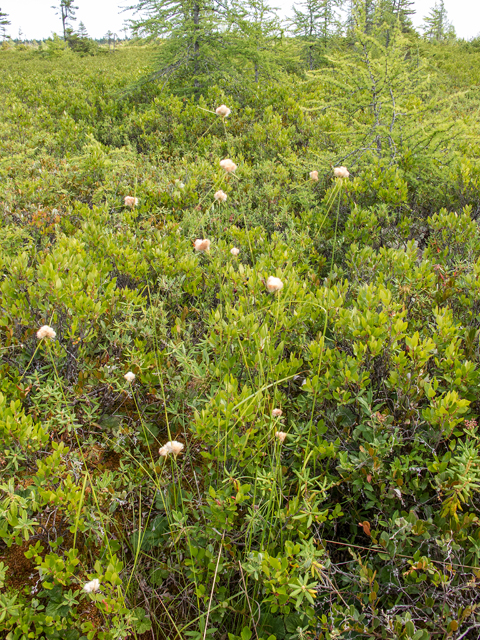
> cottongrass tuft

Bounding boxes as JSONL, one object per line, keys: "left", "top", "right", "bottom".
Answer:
{"left": 266, "top": 276, "right": 283, "bottom": 293}
{"left": 214, "top": 190, "right": 228, "bottom": 202}
{"left": 124, "top": 196, "right": 139, "bottom": 207}
{"left": 272, "top": 408, "right": 283, "bottom": 417}
{"left": 37, "top": 325, "right": 56, "bottom": 340}
{"left": 159, "top": 441, "right": 184, "bottom": 457}
{"left": 84, "top": 579, "right": 101, "bottom": 593}
{"left": 216, "top": 104, "right": 231, "bottom": 118}
{"left": 220, "top": 159, "right": 237, "bottom": 173}
{"left": 230, "top": 247, "right": 240, "bottom": 256}
{"left": 309, "top": 170, "right": 319, "bottom": 181}
{"left": 333, "top": 166, "right": 349, "bottom": 179}
{"left": 275, "top": 431, "right": 287, "bottom": 443}
{"left": 194, "top": 239, "right": 211, "bottom": 252}
{"left": 170, "top": 441, "right": 184, "bottom": 456}
{"left": 124, "top": 371, "right": 136, "bottom": 382}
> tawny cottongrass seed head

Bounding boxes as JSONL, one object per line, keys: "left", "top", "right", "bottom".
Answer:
{"left": 310, "top": 170, "right": 319, "bottom": 181}
{"left": 169, "top": 441, "right": 184, "bottom": 456}
{"left": 216, "top": 104, "right": 231, "bottom": 118}
{"left": 124, "top": 196, "right": 139, "bottom": 207}
{"left": 220, "top": 159, "right": 237, "bottom": 173}
{"left": 266, "top": 276, "right": 283, "bottom": 293}
{"left": 159, "top": 443, "right": 172, "bottom": 457}
{"left": 159, "top": 441, "right": 184, "bottom": 457}
{"left": 84, "top": 579, "right": 101, "bottom": 593}
{"left": 124, "top": 371, "right": 135, "bottom": 382}
{"left": 214, "top": 190, "right": 228, "bottom": 202}
{"left": 194, "top": 238, "right": 211, "bottom": 252}
{"left": 275, "top": 431, "right": 287, "bottom": 443}
{"left": 231, "top": 247, "right": 240, "bottom": 256}
{"left": 333, "top": 166, "right": 349, "bottom": 179}
{"left": 37, "top": 325, "right": 56, "bottom": 340}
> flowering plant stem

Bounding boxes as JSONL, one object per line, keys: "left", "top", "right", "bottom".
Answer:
{"left": 44, "top": 341, "right": 127, "bottom": 608}
{"left": 305, "top": 178, "right": 344, "bottom": 461}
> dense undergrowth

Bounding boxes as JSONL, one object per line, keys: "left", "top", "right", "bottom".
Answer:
{"left": 1, "top": 35, "right": 480, "bottom": 640}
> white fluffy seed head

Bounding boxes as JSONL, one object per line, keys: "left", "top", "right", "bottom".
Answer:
{"left": 124, "top": 371, "right": 136, "bottom": 382}
{"left": 333, "top": 166, "right": 349, "bottom": 179}
{"left": 215, "top": 104, "right": 231, "bottom": 118}
{"left": 194, "top": 238, "right": 211, "bottom": 252}
{"left": 159, "top": 444, "right": 172, "bottom": 457}
{"left": 310, "top": 170, "right": 319, "bottom": 181}
{"left": 272, "top": 408, "right": 283, "bottom": 417}
{"left": 84, "top": 579, "right": 101, "bottom": 593}
{"left": 124, "top": 196, "right": 139, "bottom": 207}
{"left": 230, "top": 247, "right": 240, "bottom": 256}
{"left": 220, "top": 159, "right": 237, "bottom": 173}
{"left": 36, "top": 325, "right": 56, "bottom": 340}
{"left": 159, "top": 441, "right": 184, "bottom": 457}
{"left": 214, "top": 190, "right": 228, "bottom": 202}
{"left": 169, "top": 440, "right": 184, "bottom": 456}
{"left": 275, "top": 431, "right": 287, "bottom": 443}
{"left": 266, "top": 276, "right": 283, "bottom": 293}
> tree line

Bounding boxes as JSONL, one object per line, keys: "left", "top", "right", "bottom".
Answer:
{"left": 0, "top": 1, "right": 463, "bottom": 82}
{"left": 122, "top": 0, "right": 459, "bottom": 92}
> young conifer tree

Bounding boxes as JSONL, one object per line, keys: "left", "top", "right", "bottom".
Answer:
{"left": 77, "top": 21, "right": 89, "bottom": 38}
{"left": 375, "top": 0, "right": 414, "bottom": 32}
{"left": 128, "top": 0, "right": 297, "bottom": 93}
{"left": 345, "top": 0, "right": 378, "bottom": 36}
{"left": 374, "top": 0, "right": 414, "bottom": 46}
{"left": 231, "top": 0, "right": 292, "bottom": 83}
{"left": 128, "top": 0, "right": 232, "bottom": 93}
{"left": 422, "top": 0, "right": 455, "bottom": 41}
{"left": 393, "top": 0, "right": 415, "bottom": 31}
{"left": 0, "top": 8, "right": 9, "bottom": 40}
{"left": 362, "top": 0, "right": 376, "bottom": 33}
{"left": 290, "top": 0, "right": 340, "bottom": 69}
{"left": 304, "top": 3, "right": 461, "bottom": 171}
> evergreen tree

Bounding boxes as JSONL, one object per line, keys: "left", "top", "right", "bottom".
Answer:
{"left": 362, "top": 0, "right": 376, "bottom": 34}
{"left": 392, "top": 0, "right": 415, "bottom": 31}
{"left": 52, "top": 0, "right": 78, "bottom": 41}
{"left": 375, "top": 0, "right": 414, "bottom": 29}
{"left": 0, "top": 7, "right": 10, "bottom": 40}
{"left": 77, "top": 21, "right": 88, "bottom": 38}
{"left": 305, "top": 7, "right": 460, "bottom": 168}
{"left": 375, "top": 0, "right": 415, "bottom": 46}
{"left": 128, "top": 0, "right": 296, "bottom": 93}
{"left": 232, "top": 0, "right": 288, "bottom": 82}
{"left": 290, "top": 0, "right": 340, "bottom": 69}
{"left": 345, "top": 0, "right": 376, "bottom": 36}
{"left": 128, "top": 0, "right": 231, "bottom": 93}
{"left": 67, "top": 19, "right": 98, "bottom": 54}
{"left": 422, "top": 0, "right": 455, "bottom": 41}
{"left": 105, "top": 30, "right": 114, "bottom": 51}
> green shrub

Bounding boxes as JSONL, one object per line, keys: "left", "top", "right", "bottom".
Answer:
{"left": 1, "top": 38, "right": 480, "bottom": 640}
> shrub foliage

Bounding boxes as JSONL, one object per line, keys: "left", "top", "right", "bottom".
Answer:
{"left": 1, "top": 32, "right": 480, "bottom": 640}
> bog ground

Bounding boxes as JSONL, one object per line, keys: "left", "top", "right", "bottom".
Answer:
{"left": 1, "top": 18, "right": 480, "bottom": 640}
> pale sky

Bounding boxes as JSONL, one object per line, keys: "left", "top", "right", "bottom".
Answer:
{"left": 1, "top": 0, "right": 479, "bottom": 41}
